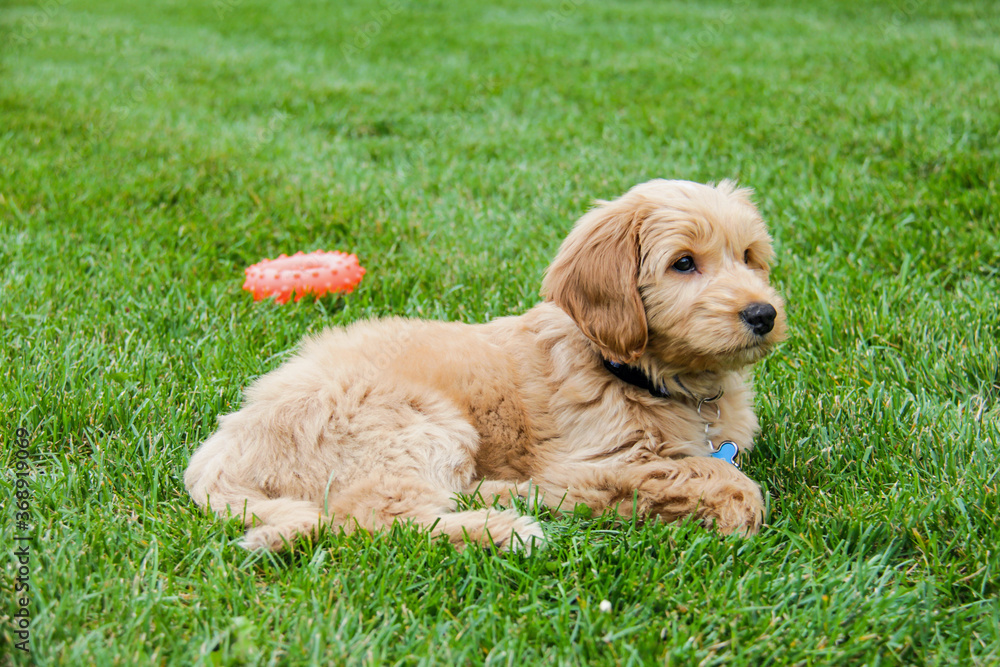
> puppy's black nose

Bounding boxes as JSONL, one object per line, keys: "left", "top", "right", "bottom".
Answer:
{"left": 740, "top": 302, "right": 777, "bottom": 336}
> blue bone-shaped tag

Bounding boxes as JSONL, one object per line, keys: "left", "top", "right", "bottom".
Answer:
{"left": 710, "top": 441, "right": 739, "bottom": 466}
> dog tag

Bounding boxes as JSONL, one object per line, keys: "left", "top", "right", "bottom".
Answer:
{"left": 710, "top": 441, "right": 739, "bottom": 466}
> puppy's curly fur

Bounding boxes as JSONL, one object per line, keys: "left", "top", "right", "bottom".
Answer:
{"left": 185, "top": 179, "right": 787, "bottom": 551}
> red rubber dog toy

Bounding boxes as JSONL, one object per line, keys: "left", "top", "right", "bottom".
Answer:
{"left": 242, "top": 250, "right": 365, "bottom": 304}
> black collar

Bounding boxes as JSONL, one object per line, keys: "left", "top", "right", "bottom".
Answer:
{"left": 602, "top": 359, "right": 672, "bottom": 399}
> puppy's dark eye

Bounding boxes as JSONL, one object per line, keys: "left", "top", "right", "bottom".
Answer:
{"left": 672, "top": 256, "right": 696, "bottom": 273}
{"left": 744, "top": 249, "right": 751, "bottom": 264}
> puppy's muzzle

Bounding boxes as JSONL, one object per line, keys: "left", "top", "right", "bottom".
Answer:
{"left": 740, "top": 302, "right": 777, "bottom": 336}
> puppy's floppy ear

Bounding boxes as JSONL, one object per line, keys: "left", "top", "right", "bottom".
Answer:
{"left": 542, "top": 195, "right": 649, "bottom": 364}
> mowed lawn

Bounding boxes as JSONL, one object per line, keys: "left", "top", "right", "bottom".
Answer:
{"left": 2, "top": 0, "right": 998, "bottom": 664}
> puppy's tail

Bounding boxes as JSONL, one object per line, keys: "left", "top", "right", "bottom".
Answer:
{"left": 184, "top": 430, "right": 328, "bottom": 551}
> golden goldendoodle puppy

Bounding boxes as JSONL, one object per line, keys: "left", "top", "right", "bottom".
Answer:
{"left": 185, "top": 179, "right": 786, "bottom": 552}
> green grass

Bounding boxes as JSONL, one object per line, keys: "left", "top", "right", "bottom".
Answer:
{"left": 2, "top": 0, "right": 999, "bottom": 664}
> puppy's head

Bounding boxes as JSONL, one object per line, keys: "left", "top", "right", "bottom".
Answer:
{"left": 542, "top": 179, "right": 786, "bottom": 371}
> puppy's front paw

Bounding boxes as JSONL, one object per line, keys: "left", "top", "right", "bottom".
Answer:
{"left": 698, "top": 475, "right": 765, "bottom": 536}
{"left": 637, "top": 457, "right": 764, "bottom": 535}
